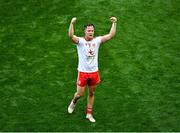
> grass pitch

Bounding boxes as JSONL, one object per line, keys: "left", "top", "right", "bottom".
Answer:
{"left": 0, "top": 0, "right": 180, "bottom": 131}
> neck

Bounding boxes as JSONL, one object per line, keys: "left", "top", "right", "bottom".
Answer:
{"left": 84, "top": 36, "right": 93, "bottom": 41}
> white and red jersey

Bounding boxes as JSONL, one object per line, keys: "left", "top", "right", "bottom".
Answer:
{"left": 76, "top": 37, "right": 102, "bottom": 72}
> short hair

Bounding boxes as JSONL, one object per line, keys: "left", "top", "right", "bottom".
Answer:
{"left": 84, "top": 23, "right": 95, "bottom": 30}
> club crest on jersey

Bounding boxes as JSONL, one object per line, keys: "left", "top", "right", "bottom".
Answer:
{"left": 87, "top": 47, "right": 95, "bottom": 57}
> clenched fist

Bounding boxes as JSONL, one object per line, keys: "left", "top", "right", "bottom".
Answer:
{"left": 71, "top": 17, "right": 77, "bottom": 24}
{"left": 110, "top": 17, "right": 117, "bottom": 23}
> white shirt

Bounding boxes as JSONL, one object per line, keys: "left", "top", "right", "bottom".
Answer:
{"left": 77, "top": 37, "right": 102, "bottom": 72}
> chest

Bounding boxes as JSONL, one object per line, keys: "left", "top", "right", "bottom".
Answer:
{"left": 78, "top": 41, "right": 99, "bottom": 57}
{"left": 84, "top": 42, "right": 97, "bottom": 49}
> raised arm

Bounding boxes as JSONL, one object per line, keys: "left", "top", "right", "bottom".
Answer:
{"left": 101, "top": 17, "right": 117, "bottom": 43}
{"left": 68, "top": 17, "right": 79, "bottom": 44}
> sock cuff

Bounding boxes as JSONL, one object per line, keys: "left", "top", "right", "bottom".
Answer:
{"left": 87, "top": 107, "right": 92, "bottom": 114}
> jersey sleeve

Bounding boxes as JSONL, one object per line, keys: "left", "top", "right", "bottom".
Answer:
{"left": 78, "top": 37, "right": 83, "bottom": 45}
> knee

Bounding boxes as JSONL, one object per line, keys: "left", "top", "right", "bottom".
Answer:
{"left": 89, "top": 92, "right": 94, "bottom": 97}
{"left": 76, "top": 92, "right": 84, "bottom": 97}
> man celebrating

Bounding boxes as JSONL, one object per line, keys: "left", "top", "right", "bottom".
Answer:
{"left": 68, "top": 17, "right": 117, "bottom": 122}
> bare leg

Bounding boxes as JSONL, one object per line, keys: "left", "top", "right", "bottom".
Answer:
{"left": 73, "top": 85, "right": 86, "bottom": 104}
{"left": 68, "top": 85, "right": 86, "bottom": 114}
{"left": 87, "top": 85, "right": 96, "bottom": 112}
{"left": 86, "top": 85, "right": 96, "bottom": 122}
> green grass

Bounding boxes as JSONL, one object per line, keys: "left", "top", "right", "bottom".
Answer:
{"left": 0, "top": 0, "right": 180, "bottom": 131}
